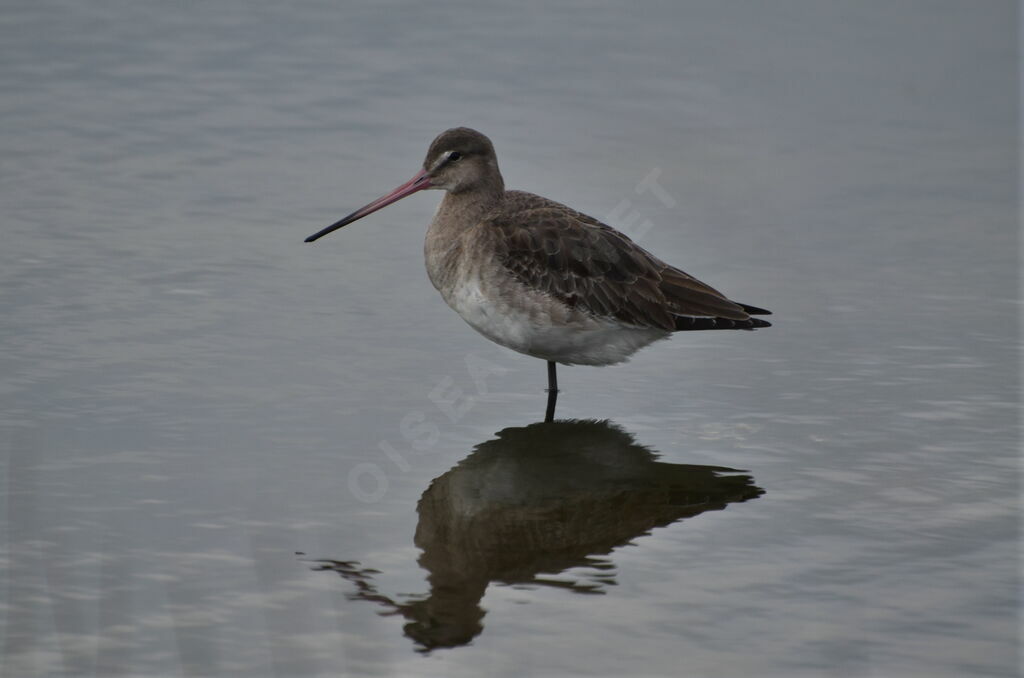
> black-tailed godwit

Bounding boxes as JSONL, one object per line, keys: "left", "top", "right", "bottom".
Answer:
{"left": 305, "top": 128, "right": 770, "bottom": 421}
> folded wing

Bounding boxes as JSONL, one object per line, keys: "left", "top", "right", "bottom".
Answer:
{"left": 487, "top": 191, "right": 771, "bottom": 332}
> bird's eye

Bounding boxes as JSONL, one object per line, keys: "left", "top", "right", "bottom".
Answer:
{"left": 448, "top": 151, "right": 462, "bottom": 162}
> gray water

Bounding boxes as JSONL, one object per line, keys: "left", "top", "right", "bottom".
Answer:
{"left": 1, "top": 1, "right": 1018, "bottom": 676}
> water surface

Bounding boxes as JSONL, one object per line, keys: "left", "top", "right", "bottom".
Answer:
{"left": 1, "top": 1, "right": 1018, "bottom": 676}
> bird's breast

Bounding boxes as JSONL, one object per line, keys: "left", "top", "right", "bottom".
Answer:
{"left": 423, "top": 233, "right": 668, "bottom": 366}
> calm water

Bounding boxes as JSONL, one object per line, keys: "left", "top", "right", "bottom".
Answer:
{"left": 1, "top": 1, "right": 1018, "bottom": 676}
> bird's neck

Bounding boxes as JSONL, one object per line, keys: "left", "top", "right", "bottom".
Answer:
{"left": 424, "top": 185, "right": 505, "bottom": 293}
{"left": 430, "top": 184, "right": 505, "bottom": 238}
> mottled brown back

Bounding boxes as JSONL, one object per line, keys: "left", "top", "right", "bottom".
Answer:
{"left": 485, "top": 191, "right": 771, "bottom": 331}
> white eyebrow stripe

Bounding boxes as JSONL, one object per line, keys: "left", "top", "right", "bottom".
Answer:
{"left": 429, "top": 151, "right": 453, "bottom": 172}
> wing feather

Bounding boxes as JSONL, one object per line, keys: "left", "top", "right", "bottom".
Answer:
{"left": 485, "top": 191, "right": 770, "bottom": 331}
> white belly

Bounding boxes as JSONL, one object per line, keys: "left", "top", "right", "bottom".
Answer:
{"left": 440, "top": 275, "right": 668, "bottom": 366}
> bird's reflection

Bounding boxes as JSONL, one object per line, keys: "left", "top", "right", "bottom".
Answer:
{"left": 312, "top": 419, "right": 763, "bottom": 652}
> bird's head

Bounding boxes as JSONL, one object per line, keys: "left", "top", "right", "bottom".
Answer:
{"left": 304, "top": 127, "right": 501, "bottom": 243}
{"left": 420, "top": 127, "right": 501, "bottom": 194}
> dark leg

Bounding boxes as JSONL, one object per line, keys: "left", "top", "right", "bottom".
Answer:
{"left": 544, "top": 361, "right": 559, "bottom": 423}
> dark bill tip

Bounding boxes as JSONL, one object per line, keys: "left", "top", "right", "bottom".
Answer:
{"left": 304, "top": 168, "right": 431, "bottom": 244}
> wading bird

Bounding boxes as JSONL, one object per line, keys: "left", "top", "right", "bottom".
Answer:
{"left": 306, "top": 128, "right": 770, "bottom": 421}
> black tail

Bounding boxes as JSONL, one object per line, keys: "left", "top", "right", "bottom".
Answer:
{"left": 670, "top": 301, "right": 771, "bottom": 332}
{"left": 673, "top": 314, "right": 771, "bottom": 331}
{"left": 739, "top": 303, "right": 772, "bottom": 316}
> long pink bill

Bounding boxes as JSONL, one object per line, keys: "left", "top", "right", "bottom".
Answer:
{"left": 305, "top": 168, "right": 432, "bottom": 243}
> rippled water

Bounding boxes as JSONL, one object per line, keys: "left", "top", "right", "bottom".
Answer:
{"left": 1, "top": 1, "right": 1018, "bottom": 676}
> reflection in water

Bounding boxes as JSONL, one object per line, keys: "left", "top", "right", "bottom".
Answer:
{"left": 313, "top": 419, "right": 763, "bottom": 652}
